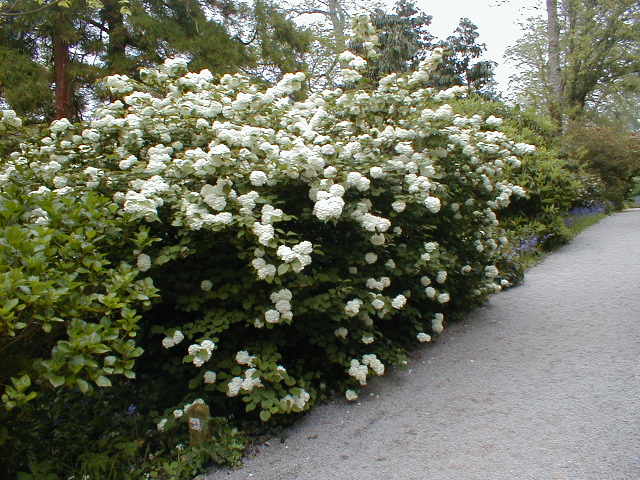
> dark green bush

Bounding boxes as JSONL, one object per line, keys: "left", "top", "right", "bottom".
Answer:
{"left": 561, "top": 122, "right": 640, "bottom": 208}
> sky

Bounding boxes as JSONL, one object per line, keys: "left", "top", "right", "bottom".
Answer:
{"left": 406, "top": 0, "right": 543, "bottom": 92}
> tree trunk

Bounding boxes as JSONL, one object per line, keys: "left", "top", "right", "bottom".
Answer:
{"left": 102, "top": 0, "right": 129, "bottom": 72}
{"left": 53, "top": 31, "right": 72, "bottom": 120}
{"left": 546, "top": 0, "right": 562, "bottom": 128}
{"left": 328, "top": 0, "right": 346, "bottom": 53}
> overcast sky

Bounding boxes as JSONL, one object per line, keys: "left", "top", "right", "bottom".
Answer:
{"left": 403, "top": 0, "right": 544, "bottom": 92}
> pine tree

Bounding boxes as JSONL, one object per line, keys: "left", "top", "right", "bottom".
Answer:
{"left": 431, "top": 18, "right": 496, "bottom": 96}
{"left": 0, "top": 0, "right": 311, "bottom": 121}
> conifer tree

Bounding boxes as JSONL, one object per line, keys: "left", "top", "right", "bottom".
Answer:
{"left": 0, "top": 0, "right": 311, "bottom": 120}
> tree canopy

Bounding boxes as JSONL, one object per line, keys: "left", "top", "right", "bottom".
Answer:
{"left": 0, "top": 0, "right": 311, "bottom": 120}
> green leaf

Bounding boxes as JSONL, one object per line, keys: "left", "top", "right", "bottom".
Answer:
{"left": 2, "top": 298, "right": 19, "bottom": 313}
{"left": 277, "top": 263, "right": 290, "bottom": 275}
{"left": 14, "top": 375, "right": 31, "bottom": 391}
{"left": 76, "top": 378, "right": 90, "bottom": 393}
{"left": 96, "top": 376, "right": 112, "bottom": 387}
{"left": 49, "top": 375, "right": 65, "bottom": 388}
{"left": 259, "top": 410, "right": 271, "bottom": 422}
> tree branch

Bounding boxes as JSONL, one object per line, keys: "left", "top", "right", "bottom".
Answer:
{"left": 0, "top": 0, "right": 58, "bottom": 17}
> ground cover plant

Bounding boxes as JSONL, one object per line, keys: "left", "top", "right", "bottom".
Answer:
{"left": 0, "top": 17, "right": 610, "bottom": 480}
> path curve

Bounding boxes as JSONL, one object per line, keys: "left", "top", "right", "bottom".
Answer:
{"left": 209, "top": 211, "right": 640, "bottom": 480}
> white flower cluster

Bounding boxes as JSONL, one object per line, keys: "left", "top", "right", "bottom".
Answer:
{"left": 251, "top": 248, "right": 276, "bottom": 280}
{"left": 345, "top": 389, "right": 358, "bottom": 401}
{"left": 1, "top": 109, "right": 22, "bottom": 128}
{"left": 417, "top": 332, "right": 431, "bottom": 343}
{"left": 187, "top": 339, "right": 216, "bottom": 367}
{"left": 484, "top": 265, "right": 499, "bottom": 278}
{"left": 226, "top": 368, "right": 263, "bottom": 397}
{"left": 432, "top": 313, "right": 444, "bottom": 334}
{"left": 265, "top": 289, "right": 294, "bottom": 324}
{"left": 348, "top": 354, "right": 385, "bottom": 385}
{"left": 313, "top": 189, "right": 345, "bottom": 221}
{"left": 162, "top": 330, "right": 185, "bottom": 349}
{"left": 137, "top": 253, "right": 152, "bottom": 272}
{"left": 236, "top": 350, "right": 256, "bottom": 367}
{"left": 344, "top": 298, "right": 363, "bottom": 317}
{"left": 276, "top": 240, "right": 313, "bottom": 272}
{"left": 391, "top": 294, "right": 407, "bottom": 310}
{"left": 280, "top": 388, "right": 311, "bottom": 412}
{"left": 348, "top": 358, "right": 369, "bottom": 385}
{"left": 362, "top": 354, "right": 385, "bottom": 376}
{"left": 366, "top": 277, "right": 391, "bottom": 291}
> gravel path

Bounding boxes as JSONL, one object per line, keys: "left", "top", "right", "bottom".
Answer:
{"left": 208, "top": 211, "right": 640, "bottom": 480}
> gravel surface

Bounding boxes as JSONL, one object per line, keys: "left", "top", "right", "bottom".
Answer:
{"left": 208, "top": 211, "right": 640, "bottom": 480}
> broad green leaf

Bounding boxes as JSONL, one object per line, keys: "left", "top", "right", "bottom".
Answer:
{"left": 95, "top": 376, "right": 112, "bottom": 387}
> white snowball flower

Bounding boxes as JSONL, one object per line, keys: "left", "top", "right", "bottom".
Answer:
{"left": 172, "top": 330, "right": 184, "bottom": 345}
{"left": 362, "top": 354, "right": 385, "bottom": 375}
{"left": 204, "top": 371, "right": 217, "bottom": 384}
{"left": 424, "top": 196, "right": 441, "bottom": 213}
{"left": 485, "top": 115, "right": 503, "bottom": 127}
{"left": 227, "top": 377, "right": 243, "bottom": 397}
{"left": 424, "top": 242, "right": 438, "bottom": 253}
{"left": 345, "top": 299, "right": 363, "bottom": 317}
{"left": 157, "top": 419, "right": 168, "bottom": 431}
{"left": 369, "top": 166, "right": 384, "bottom": 178}
{"left": 425, "top": 287, "right": 436, "bottom": 299}
{"left": 417, "top": 332, "right": 431, "bottom": 343}
{"left": 432, "top": 313, "right": 444, "bottom": 334}
{"left": 437, "top": 292, "right": 450, "bottom": 304}
{"left": 334, "top": 327, "right": 349, "bottom": 339}
{"left": 137, "top": 253, "right": 151, "bottom": 272}
{"left": 365, "top": 252, "right": 378, "bottom": 264}
{"left": 361, "top": 334, "right": 374, "bottom": 344}
{"left": 484, "top": 265, "right": 499, "bottom": 278}
{"left": 345, "top": 389, "right": 358, "bottom": 401}
{"left": 391, "top": 294, "right": 407, "bottom": 310}
{"left": 348, "top": 359, "right": 368, "bottom": 385}
{"left": 370, "top": 234, "right": 385, "bottom": 246}
{"left": 265, "top": 309, "right": 281, "bottom": 324}
{"left": 201, "top": 280, "right": 213, "bottom": 291}
{"left": 236, "top": 351, "right": 256, "bottom": 367}
{"left": 391, "top": 201, "right": 406, "bottom": 213}
{"left": 321, "top": 145, "right": 337, "bottom": 156}
{"left": 436, "top": 271, "right": 447, "bottom": 284}
{"left": 250, "top": 171, "right": 268, "bottom": 186}
{"left": 313, "top": 194, "right": 345, "bottom": 221}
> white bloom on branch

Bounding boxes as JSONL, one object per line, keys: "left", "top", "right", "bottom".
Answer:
{"left": 424, "top": 196, "right": 441, "bottom": 213}
{"left": 365, "top": 252, "right": 378, "bottom": 264}
{"left": 345, "top": 389, "right": 358, "bottom": 401}
{"left": 204, "top": 371, "right": 217, "bottom": 384}
{"left": 236, "top": 351, "right": 256, "bottom": 367}
{"left": 137, "top": 254, "right": 151, "bottom": 272}
{"left": 432, "top": 313, "right": 444, "bottom": 334}
{"left": 417, "top": 332, "right": 431, "bottom": 343}
{"left": 391, "top": 294, "right": 407, "bottom": 310}
{"left": 250, "top": 171, "right": 268, "bottom": 186}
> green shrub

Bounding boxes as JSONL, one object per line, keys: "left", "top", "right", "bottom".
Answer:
{"left": 561, "top": 121, "right": 640, "bottom": 208}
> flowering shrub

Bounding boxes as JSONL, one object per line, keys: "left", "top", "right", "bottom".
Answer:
{"left": 0, "top": 19, "right": 545, "bottom": 477}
